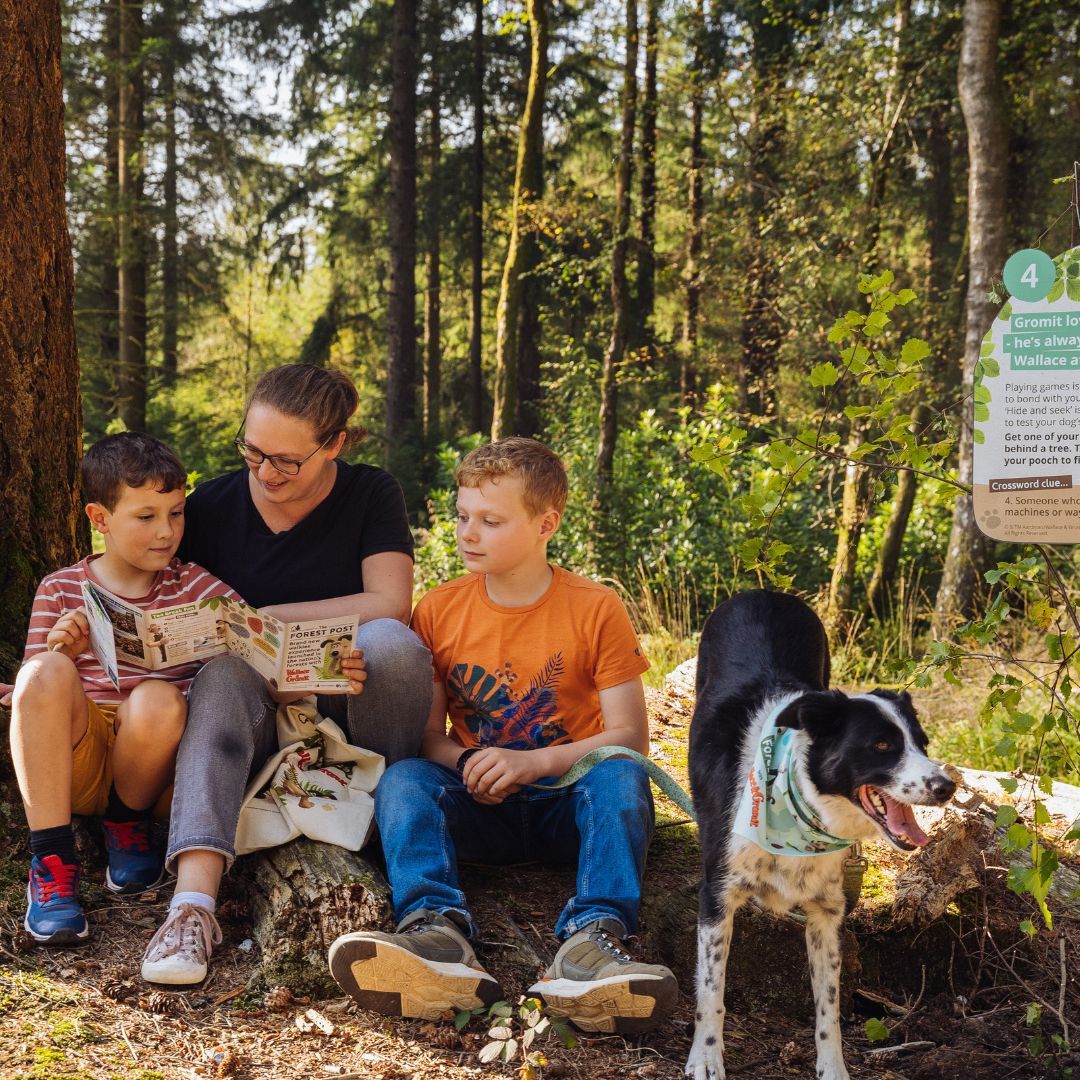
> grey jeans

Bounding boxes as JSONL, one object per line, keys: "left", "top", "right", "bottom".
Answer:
{"left": 166, "top": 618, "right": 433, "bottom": 872}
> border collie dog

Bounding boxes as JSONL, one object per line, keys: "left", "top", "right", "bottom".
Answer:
{"left": 685, "top": 591, "right": 955, "bottom": 1080}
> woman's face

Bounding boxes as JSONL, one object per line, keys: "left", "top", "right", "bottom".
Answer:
{"left": 240, "top": 403, "right": 342, "bottom": 506}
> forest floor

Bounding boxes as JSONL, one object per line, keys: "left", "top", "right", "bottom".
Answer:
{"left": 0, "top": 670, "right": 1077, "bottom": 1080}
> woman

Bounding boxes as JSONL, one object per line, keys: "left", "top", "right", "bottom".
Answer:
{"left": 141, "top": 364, "right": 432, "bottom": 985}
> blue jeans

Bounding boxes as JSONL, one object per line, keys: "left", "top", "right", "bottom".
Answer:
{"left": 166, "top": 618, "right": 433, "bottom": 872}
{"left": 375, "top": 756, "right": 654, "bottom": 940}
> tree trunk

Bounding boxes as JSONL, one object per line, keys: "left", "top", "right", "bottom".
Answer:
{"left": 117, "top": 0, "right": 146, "bottom": 432}
{"left": 516, "top": 259, "right": 542, "bottom": 437}
{"left": 927, "top": 102, "right": 962, "bottom": 393}
{"left": 161, "top": 0, "right": 179, "bottom": 387}
{"left": 825, "top": 0, "right": 911, "bottom": 635}
{"left": 824, "top": 434, "right": 875, "bottom": 639}
{"left": 422, "top": 21, "right": 442, "bottom": 446}
{"left": 862, "top": 0, "right": 911, "bottom": 262}
{"left": 635, "top": 0, "right": 658, "bottom": 364}
{"left": 237, "top": 838, "right": 392, "bottom": 995}
{"left": 385, "top": 0, "right": 419, "bottom": 457}
{"left": 934, "top": 0, "right": 1006, "bottom": 626}
{"left": 594, "top": 0, "right": 638, "bottom": 509}
{"left": 0, "top": 0, "right": 86, "bottom": 677}
{"left": 491, "top": 0, "right": 547, "bottom": 441}
{"left": 680, "top": 0, "right": 704, "bottom": 406}
{"left": 468, "top": 0, "right": 484, "bottom": 435}
{"left": 867, "top": 408, "right": 930, "bottom": 618}
{"left": 101, "top": 0, "right": 120, "bottom": 373}
{"left": 737, "top": 16, "right": 791, "bottom": 420}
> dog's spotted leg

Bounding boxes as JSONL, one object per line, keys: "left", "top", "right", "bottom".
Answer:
{"left": 685, "top": 898, "right": 736, "bottom": 1080}
{"left": 803, "top": 899, "right": 849, "bottom": 1080}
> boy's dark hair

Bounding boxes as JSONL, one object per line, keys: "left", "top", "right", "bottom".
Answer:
{"left": 81, "top": 432, "right": 187, "bottom": 510}
{"left": 456, "top": 437, "right": 568, "bottom": 516}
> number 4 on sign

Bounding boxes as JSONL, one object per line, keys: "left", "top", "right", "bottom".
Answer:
{"left": 1003, "top": 248, "right": 1056, "bottom": 302}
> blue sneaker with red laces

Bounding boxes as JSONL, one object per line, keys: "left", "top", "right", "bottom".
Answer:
{"left": 102, "top": 819, "right": 165, "bottom": 894}
{"left": 25, "top": 854, "right": 89, "bottom": 945}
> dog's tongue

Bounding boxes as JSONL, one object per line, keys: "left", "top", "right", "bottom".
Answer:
{"left": 882, "top": 793, "right": 929, "bottom": 847}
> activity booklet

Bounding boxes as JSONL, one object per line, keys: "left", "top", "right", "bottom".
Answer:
{"left": 80, "top": 579, "right": 359, "bottom": 693}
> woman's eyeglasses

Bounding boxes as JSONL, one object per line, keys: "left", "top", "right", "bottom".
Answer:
{"left": 233, "top": 431, "right": 335, "bottom": 475}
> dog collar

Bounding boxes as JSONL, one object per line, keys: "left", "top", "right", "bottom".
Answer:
{"left": 733, "top": 700, "right": 854, "bottom": 857}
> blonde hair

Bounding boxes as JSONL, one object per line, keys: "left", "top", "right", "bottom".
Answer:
{"left": 245, "top": 364, "right": 366, "bottom": 451}
{"left": 456, "top": 437, "right": 568, "bottom": 516}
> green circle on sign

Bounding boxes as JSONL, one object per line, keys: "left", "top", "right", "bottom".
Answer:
{"left": 1003, "top": 248, "right": 1056, "bottom": 302}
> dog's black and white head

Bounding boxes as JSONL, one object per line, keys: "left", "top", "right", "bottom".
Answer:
{"left": 775, "top": 688, "right": 956, "bottom": 851}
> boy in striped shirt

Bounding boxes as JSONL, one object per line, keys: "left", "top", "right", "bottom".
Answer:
{"left": 9, "top": 433, "right": 237, "bottom": 945}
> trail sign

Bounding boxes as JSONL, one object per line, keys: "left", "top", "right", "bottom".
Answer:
{"left": 973, "top": 245, "right": 1080, "bottom": 543}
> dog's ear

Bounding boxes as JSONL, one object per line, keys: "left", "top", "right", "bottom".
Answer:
{"left": 774, "top": 689, "right": 847, "bottom": 735}
{"left": 870, "top": 687, "right": 914, "bottom": 712}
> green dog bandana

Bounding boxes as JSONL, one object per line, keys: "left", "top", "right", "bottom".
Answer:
{"left": 732, "top": 698, "right": 855, "bottom": 857}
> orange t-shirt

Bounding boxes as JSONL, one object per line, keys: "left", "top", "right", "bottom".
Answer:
{"left": 411, "top": 565, "right": 649, "bottom": 750}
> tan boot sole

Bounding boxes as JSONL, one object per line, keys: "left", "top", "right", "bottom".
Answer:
{"left": 329, "top": 934, "right": 503, "bottom": 1020}
{"left": 529, "top": 972, "right": 678, "bottom": 1035}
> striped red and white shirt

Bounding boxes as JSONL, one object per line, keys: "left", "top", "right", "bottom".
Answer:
{"left": 23, "top": 556, "right": 240, "bottom": 703}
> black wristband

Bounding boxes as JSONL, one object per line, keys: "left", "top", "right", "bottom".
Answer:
{"left": 456, "top": 748, "right": 481, "bottom": 776}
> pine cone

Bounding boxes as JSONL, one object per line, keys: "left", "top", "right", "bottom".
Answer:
{"left": 417, "top": 1021, "right": 461, "bottom": 1050}
{"left": 215, "top": 1049, "right": 240, "bottom": 1077}
{"left": 264, "top": 985, "right": 294, "bottom": 1011}
{"left": 140, "top": 989, "right": 181, "bottom": 1014}
{"left": 100, "top": 979, "right": 135, "bottom": 1002}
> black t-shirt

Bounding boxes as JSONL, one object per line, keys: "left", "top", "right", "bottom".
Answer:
{"left": 177, "top": 463, "right": 414, "bottom": 609}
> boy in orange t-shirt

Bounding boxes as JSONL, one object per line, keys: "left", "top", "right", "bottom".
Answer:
{"left": 329, "top": 438, "right": 677, "bottom": 1035}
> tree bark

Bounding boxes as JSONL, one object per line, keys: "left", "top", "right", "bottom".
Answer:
{"left": 491, "top": 0, "right": 547, "bottom": 441}
{"left": 101, "top": 0, "right": 120, "bottom": 372}
{"left": 934, "top": 0, "right": 1006, "bottom": 626}
{"left": 680, "top": 0, "right": 704, "bottom": 406}
{"left": 594, "top": 0, "right": 638, "bottom": 509}
{"left": 737, "top": 18, "right": 790, "bottom": 420}
{"left": 117, "top": 0, "right": 147, "bottom": 432}
{"left": 862, "top": 0, "right": 911, "bottom": 262}
{"left": 468, "top": 0, "right": 484, "bottom": 435}
{"left": 237, "top": 838, "right": 392, "bottom": 995}
{"left": 423, "top": 19, "right": 442, "bottom": 446}
{"left": 0, "top": 0, "right": 86, "bottom": 676}
{"left": 161, "top": 0, "right": 179, "bottom": 387}
{"left": 385, "top": 0, "right": 419, "bottom": 456}
{"left": 825, "top": 0, "right": 911, "bottom": 635}
{"left": 635, "top": 0, "right": 658, "bottom": 364}
{"left": 824, "top": 434, "right": 875, "bottom": 638}
{"left": 867, "top": 406, "right": 931, "bottom": 618}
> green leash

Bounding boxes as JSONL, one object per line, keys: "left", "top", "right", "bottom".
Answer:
{"left": 532, "top": 745, "right": 866, "bottom": 915}
{"left": 533, "top": 745, "right": 698, "bottom": 821}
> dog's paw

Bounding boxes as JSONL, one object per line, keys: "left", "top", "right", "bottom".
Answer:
{"left": 685, "top": 1041, "right": 726, "bottom": 1080}
{"left": 814, "top": 1057, "right": 850, "bottom": 1080}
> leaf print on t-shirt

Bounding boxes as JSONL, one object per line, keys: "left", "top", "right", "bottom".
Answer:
{"left": 447, "top": 652, "right": 570, "bottom": 749}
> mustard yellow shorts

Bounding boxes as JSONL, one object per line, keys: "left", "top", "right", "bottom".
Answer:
{"left": 70, "top": 699, "right": 172, "bottom": 818}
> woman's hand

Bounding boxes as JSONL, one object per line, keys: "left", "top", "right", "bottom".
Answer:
{"left": 462, "top": 746, "right": 551, "bottom": 805}
{"left": 318, "top": 648, "right": 367, "bottom": 696}
{"left": 46, "top": 610, "right": 90, "bottom": 661}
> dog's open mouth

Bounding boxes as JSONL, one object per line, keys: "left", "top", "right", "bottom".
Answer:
{"left": 856, "top": 785, "right": 929, "bottom": 849}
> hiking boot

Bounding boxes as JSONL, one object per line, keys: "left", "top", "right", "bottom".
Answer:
{"left": 102, "top": 818, "right": 165, "bottom": 894}
{"left": 25, "top": 855, "right": 90, "bottom": 945}
{"left": 141, "top": 903, "right": 222, "bottom": 985}
{"left": 328, "top": 909, "right": 503, "bottom": 1020}
{"left": 527, "top": 918, "right": 678, "bottom": 1035}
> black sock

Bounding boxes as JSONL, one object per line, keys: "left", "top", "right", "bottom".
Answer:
{"left": 29, "top": 824, "right": 78, "bottom": 866}
{"left": 103, "top": 784, "right": 149, "bottom": 824}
